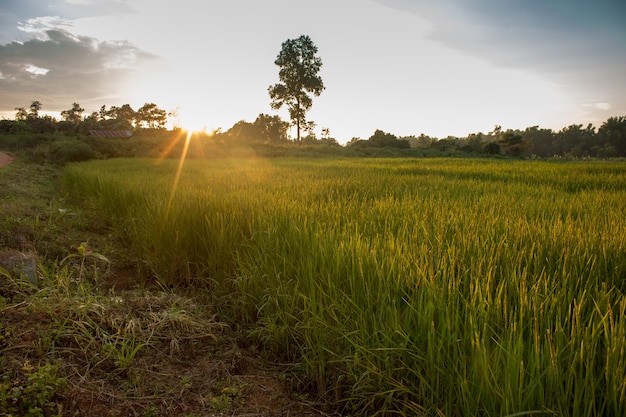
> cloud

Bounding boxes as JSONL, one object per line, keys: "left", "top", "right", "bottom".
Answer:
{"left": 0, "top": 28, "right": 161, "bottom": 112}
{"left": 17, "top": 16, "right": 75, "bottom": 39}
{"left": 372, "top": 0, "right": 626, "bottom": 130}
{"left": 375, "top": 0, "right": 626, "bottom": 94}
{"left": 0, "top": 0, "right": 134, "bottom": 43}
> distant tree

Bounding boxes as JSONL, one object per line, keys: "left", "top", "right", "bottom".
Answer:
{"left": 499, "top": 131, "right": 525, "bottom": 156}
{"left": 253, "top": 114, "right": 289, "bottom": 143}
{"left": 598, "top": 116, "right": 626, "bottom": 156}
{"left": 226, "top": 120, "right": 259, "bottom": 144}
{"left": 320, "top": 137, "right": 340, "bottom": 146}
{"left": 409, "top": 134, "right": 434, "bottom": 148}
{"left": 61, "top": 102, "right": 84, "bottom": 124}
{"left": 431, "top": 137, "right": 460, "bottom": 152}
{"left": 98, "top": 105, "right": 108, "bottom": 121}
{"left": 522, "top": 126, "right": 556, "bottom": 157}
{"left": 554, "top": 124, "right": 596, "bottom": 157}
{"left": 346, "top": 137, "right": 363, "bottom": 147}
{"left": 136, "top": 103, "right": 167, "bottom": 129}
{"left": 28, "top": 101, "right": 42, "bottom": 119}
{"left": 107, "top": 104, "right": 136, "bottom": 129}
{"left": 14, "top": 107, "right": 28, "bottom": 121}
{"left": 368, "top": 129, "right": 410, "bottom": 148}
{"left": 483, "top": 141, "right": 501, "bottom": 155}
{"left": 369, "top": 129, "right": 397, "bottom": 147}
{"left": 268, "top": 35, "right": 325, "bottom": 142}
{"left": 461, "top": 133, "right": 485, "bottom": 153}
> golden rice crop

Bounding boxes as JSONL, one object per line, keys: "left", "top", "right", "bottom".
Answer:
{"left": 64, "top": 157, "right": 626, "bottom": 416}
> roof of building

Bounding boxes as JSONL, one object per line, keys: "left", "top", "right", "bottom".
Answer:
{"left": 89, "top": 130, "right": 132, "bottom": 138}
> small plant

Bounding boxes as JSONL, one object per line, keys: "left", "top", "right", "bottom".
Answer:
{"left": 60, "top": 241, "right": 110, "bottom": 282}
{"left": 208, "top": 379, "right": 247, "bottom": 414}
{"left": 142, "top": 405, "right": 159, "bottom": 417}
{"left": 103, "top": 334, "right": 146, "bottom": 370}
{"left": 0, "top": 361, "right": 67, "bottom": 417}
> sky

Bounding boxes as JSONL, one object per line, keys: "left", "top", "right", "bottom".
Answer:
{"left": 1, "top": 0, "right": 625, "bottom": 144}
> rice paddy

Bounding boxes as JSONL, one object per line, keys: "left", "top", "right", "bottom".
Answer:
{"left": 63, "top": 157, "right": 626, "bottom": 416}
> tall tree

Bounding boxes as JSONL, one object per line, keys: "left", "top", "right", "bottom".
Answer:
{"left": 28, "top": 100, "right": 42, "bottom": 119}
{"left": 268, "top": 35, "right": 324, "bottom": 142}
{"left": 108, "top": 104, "right": 136, "bottom": 129}
{"left": 136, "top": 102, "right": 167, "bottom": 129}
{"left": 61, "top": 102, "right": 85, "bottom": 123}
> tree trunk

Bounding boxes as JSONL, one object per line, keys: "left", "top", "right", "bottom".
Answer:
{"left": 296, "top": 96, "right": 301, "bottom": 142}
{"left": 297, "top": 118, "right": 301, "bottom": 142}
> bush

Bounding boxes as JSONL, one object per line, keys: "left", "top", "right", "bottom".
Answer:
{"left": 33, "top": 139, "right": 100, "bottom": 164}
{"left": 0, "top": 362, "right": 67, "bottom": 417}
{"left": 0, "top": 133, "right": 58, "bottom": 151}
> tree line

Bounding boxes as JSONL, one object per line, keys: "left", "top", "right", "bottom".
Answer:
{"left": 0, "top": 99, "right": 304, "bottom": 144}
{"left": 391, "top": 118, "right": 626, "bottom": 158}
{"left": 4, "top": 100, "right": 169, "bottom": 134}
{"left": 2, "top": 99, "right": 626, "bottom": 158}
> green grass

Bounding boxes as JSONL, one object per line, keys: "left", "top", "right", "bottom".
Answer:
{"left": 62, "top": 157, "right": 626, "bottom": 416}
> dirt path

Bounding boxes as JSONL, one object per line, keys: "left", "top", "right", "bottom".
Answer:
{"left": 0, "top": 151, "right": 14, "bottom": 167}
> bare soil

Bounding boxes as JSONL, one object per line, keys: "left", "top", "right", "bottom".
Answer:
{"left": 0, "top": 151, "right": 14, "bottom": 167}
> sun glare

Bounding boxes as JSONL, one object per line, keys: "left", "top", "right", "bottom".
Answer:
{"left": 176, "top": 108, "right": 209, "bottom": 133}
{"left": 166, "top": 128, "right": 192, "bottom": 218}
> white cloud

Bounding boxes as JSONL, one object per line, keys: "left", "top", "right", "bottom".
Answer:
{"left": 24, "top": 64, "right": 49, "bottom": 75}
{"left": 18, "top": 16, "right": 74, "bottom": 39}
{"left": 582, "top": 102, "right": 612, "bottom": 111}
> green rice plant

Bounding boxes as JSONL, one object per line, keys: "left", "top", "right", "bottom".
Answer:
{"left": 63, "top": 157, "right": 626, "bottom": 416}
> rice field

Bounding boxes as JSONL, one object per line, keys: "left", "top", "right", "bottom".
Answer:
{"left": 63, "top": 157, "right": 626, "bottom": 416}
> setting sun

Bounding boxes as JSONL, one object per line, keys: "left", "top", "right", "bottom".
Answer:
{"left": 169, "top": 106, "right": 210, "bottom": 133}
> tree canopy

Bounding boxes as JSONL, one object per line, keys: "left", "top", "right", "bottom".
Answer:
{"left": 268, "top": 35, "right": 324, "bottom": 142}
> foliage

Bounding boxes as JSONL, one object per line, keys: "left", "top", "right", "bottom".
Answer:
{"left": 0, "top": 362, "right": 67, "bottom": 417}
{"left": 268, "top": 35, "right": 325, "bottom": 141}
{"left": 135, "top": 102, "right": 168, "bottom": 129}
{"left": 60, "top": 102, "right": 84, "bottom": 124}
{"left": 357, "top": 129, "right": 410, "bottom": 148}
{"left": 5, "top": 100, "right": 168, "bottom": 134}
{"left": 599, "top": 115, "right": 626, "bottom": 156}
{"left": 35, "top": 138, "right": 100, "bottom": 164}
{"left": 208, "top": 379, "right": 247, "bottom": 413}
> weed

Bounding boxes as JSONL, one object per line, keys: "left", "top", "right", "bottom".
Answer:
{"left": 208, "top": 379, "right": 247, "bottom": 414}
{"left": 103, "top": 334, "right": 146, "bottom": 370}
{"left": 0, "top": 361, "right": 66, "bottom": 417}
{"left": 59, "top": 241, "right": 110, "bottom": 282}
{"left": 142, "top": 405, "right": 159, "bottom": 417}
